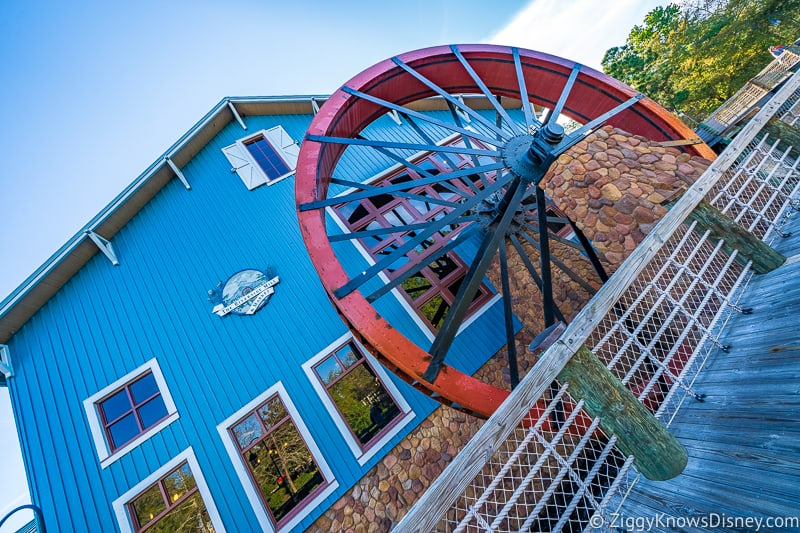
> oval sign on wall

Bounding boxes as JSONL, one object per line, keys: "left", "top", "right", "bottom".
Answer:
{"left": 208, "top": 269, "right": 280, "bottom": 316}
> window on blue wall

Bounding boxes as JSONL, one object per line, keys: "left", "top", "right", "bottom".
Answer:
{"left": 127, "top": 461, "right": 215, "bottom": 532}
{"left": 99, "top": 371, "right": 169, "bottom": 451}
{"left": 229, "top": 394, "right": 329, "bottom": 527}
{"left": 332, "top": 146, "right": 494, "bottom": 332}
{"left": 244, "top": 136, "right": 291, "bottom": 180}
{"left": 84, "top": 359, "right": 179, "bottom": 467}
{"left": 222, "top": 126, "right": 300, "bottom": 190}
{"left": 302, "top": 333, "right": 414, "bottom": 465}
{"left": 113, "top": 448, "right": 223, "bottom": 533}
{"left": 313, "top": 341, "right": 401, "bottom": 449}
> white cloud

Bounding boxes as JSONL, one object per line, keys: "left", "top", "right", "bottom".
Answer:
{"left": 486, "top": 0, "right": 670, "bottom": 71}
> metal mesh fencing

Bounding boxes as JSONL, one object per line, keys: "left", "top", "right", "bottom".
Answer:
{"left": 394, "top": 71, "right": 800, "bottom": 533}
{"left": 437, "top": 384, "right": 632, "bottom": 533}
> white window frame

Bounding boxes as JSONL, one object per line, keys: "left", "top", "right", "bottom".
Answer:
{"left": 84, "top": 358, "right": 179, "bottom": 468}
{"left": 217, "top": 381, "right": 338, "bottom": 532}
{"left": 302, "top": 333, "right": 415, "bottom": 465}
{"left": 222, "top": 125, "right": 299, "bottom": 190}
{"left": 112, "top": 447, "right": 225, "bottom": 533}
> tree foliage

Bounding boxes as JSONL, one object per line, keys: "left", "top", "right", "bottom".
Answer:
{"left": 602, "top": 0, "right": 800, "bottom": 121}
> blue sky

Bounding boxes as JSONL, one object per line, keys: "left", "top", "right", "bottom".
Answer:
{"left": 0, "top": 0, "right": 668, "bottom": 528}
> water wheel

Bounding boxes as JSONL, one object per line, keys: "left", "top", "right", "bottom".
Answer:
{"left": 295, "top": 44, "right": 713, "bottom": 419}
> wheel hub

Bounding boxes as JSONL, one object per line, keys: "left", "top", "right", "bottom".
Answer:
{"left": 502, "top": 122, "right": 566, "bottom": 183}
{"left": 474, "top": 191, "right": 530, "bottom": 234}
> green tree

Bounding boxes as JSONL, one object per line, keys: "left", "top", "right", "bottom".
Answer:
{"left": 602, "top": 0, "right": 800, "bottom": 120}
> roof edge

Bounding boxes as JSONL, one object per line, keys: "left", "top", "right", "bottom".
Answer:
{"left": 0, "top": 95, "right": 329, "bottom": 343}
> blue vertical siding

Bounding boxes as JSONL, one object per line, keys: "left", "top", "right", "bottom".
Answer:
{"left": 6, "top": 109, "right": 508, "bottom": 532}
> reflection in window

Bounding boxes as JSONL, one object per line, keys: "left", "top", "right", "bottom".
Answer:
{"left": 127, "top": 462, "right": 214, "bottom": 532}
{"left": 230, "top": 396, "right": 326, "bottom": 526}
{"left": 333, "top": 150, "right": 493, "bottom": 331}
{"left": 244, "top": 135, "right": 291, "bottom": 182}
{"left": 98, "top": 372, "right": 169, "bottom": 452}
{"left": 313, "top": 342, "right": 401, "bottom": 448}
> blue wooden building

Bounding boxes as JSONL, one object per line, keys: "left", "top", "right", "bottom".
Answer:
{"left": 0, "top": 96, "right": 508, "bottom": 532}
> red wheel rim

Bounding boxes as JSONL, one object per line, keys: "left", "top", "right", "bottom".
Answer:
{"left": 296, "top": 44, "right": 714, "bottom": 418}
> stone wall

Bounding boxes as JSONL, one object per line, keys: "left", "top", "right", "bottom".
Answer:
{"left": 307, "top": 407, "right": 483, "bottom": 532}
{"left": 545, "top": 125, "right": 711, "bottom": 267}
{"left": 306, "top": 125, "right": 713, "bottom": 532}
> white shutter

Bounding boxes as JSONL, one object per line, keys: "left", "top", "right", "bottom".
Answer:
{"left": 265, "top": 125, "right": 299, "bottom": 169}
{"left": 221, "top": 142, "right": 267, "bottom": 190}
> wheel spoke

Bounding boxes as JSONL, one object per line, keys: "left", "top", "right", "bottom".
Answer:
{"left": 330, "top": 215, "right": 480, "bottom": 243}
{"left": 544, "top": 63, "right": 582, "bottom": 127}
{"left": 518, "top": 227, "right": 598, "bottom": 295}
{"left": 365, "top": 225, "right": 481, "bottom": 303}
{"left": 303, "top": 180, "right": 458, "bottom": 211}
{"left": 349, "top": 138, "right": 478, "bottom": 199}
{"left": 566, "top": 218, "right": 609, "bottom": 282}
{"left": 424, "top": 178, "right": 527, "bottom": 382}
{"left": 402, "top": 112, "right": 483, "bottom": 194}
{"left": 341, "top": 86, "right": 504, "bottom": 147}
{"left": 535, "top": 186, "right": 556, "bottom": 326}
{"left": 550, "top": 94, "right": 644, "bottom": 156}
{"left": 300, "top": 161, "right": 504, "bottom": 211}
{"left": 333, "top": 172, "right": 515, "bottom": 299}
{"left": 520, "top": 220, "right": 590, "bottom": 254}
{"left": 509, "top": 234, "right": 566, "bottom": 323}
{"left": 306, "top": 134, "right": 499, "bottom": 157}
{"left": 445, "top": 101, "right": 487, "bottom": 190}
{"left": 499, "top": 241, "right": 520, "bottom": 389}
{"left": 450, "top": 45, "right": 522, "bottom": 135}
{"left": 512, "top": 47, "right": 539, "bottom": 131}
{"left": 391, "top": 57, "right": 511, "bottom": 140}
{"left": 329, "top": 175, "right": 457, "bottom": 202}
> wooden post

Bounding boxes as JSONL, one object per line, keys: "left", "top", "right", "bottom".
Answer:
{"left": 549, "top": 345, "right": 688, "bottom": 481}
{"left": 686, "top": 200, "right": 785, "bottom": 274}
{"left": 762, "top": 117, "right": 800, "bottom": 159}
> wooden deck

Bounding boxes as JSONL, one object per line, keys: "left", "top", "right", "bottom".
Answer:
{"left": 617, "top": 207, "right": 800, "bottom": 531}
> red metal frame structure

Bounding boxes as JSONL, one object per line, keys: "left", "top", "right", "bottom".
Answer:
{"left": 296, "top": 44, "right": 715, "bottom": 420}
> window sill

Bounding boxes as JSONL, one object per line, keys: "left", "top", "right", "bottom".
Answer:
{"left": 266, "top": 172, "right": 295, "bottom": 187}
{"left": 356, "top": 410, "right": 416, "bottom": 466}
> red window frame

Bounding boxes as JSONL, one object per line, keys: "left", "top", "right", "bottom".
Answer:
{"left": 97, "top": 371, "right": 168, "bottom": 452}
{"left": 127, "top": 461, "right": 202, "bottom": 532}
{"left": 335, "top": 150, "right": 494, "bottom": 331}
{"left": 312, "top": 341, "right": 403, "bottom": 450}
{"left": 229, "top": 394, "right": 328, "bottom": 527}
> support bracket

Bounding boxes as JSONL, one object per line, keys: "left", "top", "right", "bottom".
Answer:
{"left": 85, "top": 231, "right": 120, "bottom": 266}
{"left": 310, "top": 97, "right": 321, "bottom": 115}
{"left": 386, "top": 109, "right": 402, "bottom": 125}
{"left": 0, "top": 344, "right": 12, "bottom": 383}
{"left": 227, "top": 100, "right": 247, "bottom": 130}
{"left": 165, "top": 157, "right": 191, "bottom": 190}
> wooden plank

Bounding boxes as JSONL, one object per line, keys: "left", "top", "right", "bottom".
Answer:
{"left": 624, "top": 478, "right": 797, "bottom": 522}
{"left": 555, "top": 345, "right": 687, "bottom": 481}
{"left": 654, "top": 137, "right": 704, "bottom": 147}
{"left": 679, "top": 443, "right": 800, "bottom": 474}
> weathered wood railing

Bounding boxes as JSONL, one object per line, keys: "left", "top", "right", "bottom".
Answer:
{"left": 393, "top": 69, "right": 800, "bottom": 533}
{"left": 698, "top": 44, "right": 800, "bottom": 142}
